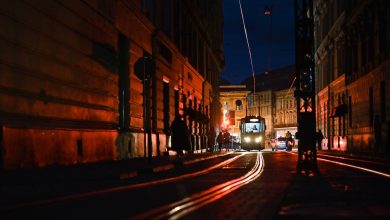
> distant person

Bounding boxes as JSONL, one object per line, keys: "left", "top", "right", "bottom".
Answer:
{"left": 316, "top": 129, "right": 324, "bottom": 150}
{"left": 223, "top": 131, "right": 231, "bottom": 150}
{"left": 285, "top": 131, "right": 293, "bottom": 151}
{"left": 170, "top": 115, "right": 191, "bottom": 156}
{"left": 207, "top": 128, "right": 216, "bottom": 152}
{"left": 216, "top": 132, "right": 224, "bottom": 151}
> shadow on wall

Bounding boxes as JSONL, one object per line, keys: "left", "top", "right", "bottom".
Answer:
{"left": 90, "top": 42, "right": 117, "bottom": 73}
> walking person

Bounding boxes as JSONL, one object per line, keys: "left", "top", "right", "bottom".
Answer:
{"left": 216, "top": 132, "right": 224, "bottom": 151}
{"left": 285, "top": 131, "right": 292, "bottom": 151}
{"left": 223, "top": 131, "right": 231, "bottom": 151}
{"left": 316, "top": 129, "right": 324, "bottom": 150}
{"left": 170, "top": 115, "right": 191, "bottom": 156}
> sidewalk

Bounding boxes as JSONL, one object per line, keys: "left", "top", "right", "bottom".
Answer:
{"left": 0, "top": 150, "right": 231, "bottom": 184}
{"left": 0, "top": 150, "right": 232, "bottom": 208}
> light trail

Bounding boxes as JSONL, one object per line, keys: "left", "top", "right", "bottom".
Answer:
{"left": 132, "top": 152, "right": 265, "bottom": 220}
{"left": 317, "top": 153, "right": 389, "bottom": 166}
{"left": 286, "top": 151, "right": 390, "bottom": 178}
{"left": 238, "top": 0, "right": 256, "bottom": 94}
{"left": 317, "top": 157, "right": 390, "bottom": 178}
{"left": 0, "top": 152, "right": 242, "bottom": 212}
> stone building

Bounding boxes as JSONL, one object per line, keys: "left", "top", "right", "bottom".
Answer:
{"left": 314, "top": 0, "right": 390, "bottom": 156}
{"left": 245, "top": 65, "right": 297, "bottom": 139}
{"left": 222, "top": 65, "right": 297, "bottom": 143}
{"left": 273, "top": 89, "right": 297, "bottom": 138}
{"left": 247, "top": 89, "right": 297, "bottom": 140}
{"left": 0, "top": 0, "right": 224, "bottom": 169}
{"left": 219, "top": 85, "right": 250, "bottom": 141}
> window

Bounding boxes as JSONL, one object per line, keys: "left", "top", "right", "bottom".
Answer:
{"left": 118, "top": 33, "right": 130, "bottom": 130}
{"left": 162, "top": 0, "right": 172, "bottom": 38}
{"left": 381, "top": 81, "right": 386, "bottom": 122}
{"left": 236, "top": 99, "right": 243, "bottom": 110}
{"left": 163, "top": 81, "right": 170, "bottom": 132}
{"left": 349, "top": 96, "right": 352, "bottom": 128}
{"left": 369, "top": 86, "right": 373, "bottom": 126}
{"left": 174, "top": 89, "right": 179, "bottom": 116}
{"left": 141, "top": 0, "right": 155, "bottom": 22}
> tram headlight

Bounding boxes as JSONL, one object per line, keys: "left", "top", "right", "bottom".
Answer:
{"left": 255, "top": 136, "right": 262, "bottom": 143}
{"left": 244, "top": 137, "right": 251, "bottom": 143}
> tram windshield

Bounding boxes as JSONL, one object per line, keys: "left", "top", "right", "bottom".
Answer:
{"left": 242, "top": 122, "right": 263, "bottom": 133}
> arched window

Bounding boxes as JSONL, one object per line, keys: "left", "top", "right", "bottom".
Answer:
{"left": 235, "top": 99, "right": 243, "bottom": 110}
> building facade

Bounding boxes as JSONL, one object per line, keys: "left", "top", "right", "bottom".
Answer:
{"left": 219, "top": 85, "right": 250, "bottom": 141}
{"left": 0, "top": 0, "right": 224, "bottom": 169}
{"left": 244, "top": 65, "right": 297, "bottom": 140}
{"left": 314, "top": 0, "right": 390, "bottom": 156}
{"left": 220, "top": 77, "right": 297, "bottom": 146}
{"left": 247, "top": 89, "right": 297, "bottom": 140}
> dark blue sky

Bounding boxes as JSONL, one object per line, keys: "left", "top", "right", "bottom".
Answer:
{"left": 222, "top": 0, "right": 295, "bottom": 84}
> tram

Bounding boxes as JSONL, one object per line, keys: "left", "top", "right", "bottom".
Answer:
{"left": 240, "top": 115, "right": 266, "bottom": 151}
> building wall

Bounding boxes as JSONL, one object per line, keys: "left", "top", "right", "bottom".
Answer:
{"left": 247, "top": 91, "right": 273, "bottom": 138}
{"left": 247, "top": 89, "right": 297, "bottom": 139}
{"left": 220, "top": 85, "right": 297, "bottom": 145}
{"left": 0, "top": 0, "right": 224, "bottom": 169}
{"left": 314, "top": 0, "right": 390, "bottom": 157}
{"left": 219, "top": 85, "right": 250, "bottom": 139}
{"left": 273, "top": 89, "right": 297, "bottom": 138}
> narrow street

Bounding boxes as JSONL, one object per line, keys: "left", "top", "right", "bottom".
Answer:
{"left": 1, "top": 151, "right": 388, "bottom": 219}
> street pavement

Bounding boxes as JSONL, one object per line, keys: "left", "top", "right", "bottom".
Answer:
{"left": 0, "top": 148, "right": 389, "bottom": 219}
{"left": 0, "top": 150, "right": 232, "bottom": 207}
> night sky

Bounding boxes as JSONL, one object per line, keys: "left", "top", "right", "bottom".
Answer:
{"left": 222, "top": 0, "right": 295, "bottom": 85}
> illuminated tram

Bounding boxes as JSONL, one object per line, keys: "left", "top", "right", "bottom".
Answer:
{"left": 240, "top": 116, "right": 266, "bottom": 151}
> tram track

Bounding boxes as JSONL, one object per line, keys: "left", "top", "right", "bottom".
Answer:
{"left": 287, "top": 151, "right": 390, "bottom": 178}
{"left": 0, "top": 152, "right": 246, "bottom": 212}
{"left": 131, "top": 152, "right": 264, "bottom": 220}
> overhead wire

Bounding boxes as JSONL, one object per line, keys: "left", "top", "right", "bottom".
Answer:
{"left": 238, "top": 0, "right": 256, "bottom": 94}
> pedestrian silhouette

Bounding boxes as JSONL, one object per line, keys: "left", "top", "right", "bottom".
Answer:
{"left": 216, "top": 132, "right": 224, "bottom": 151}
{"left": 170, "top": 115, "right": 191, "bottom": 156}
{"left": 223, "top": 131, "right": 231, "bottom": 150}
{"left": 316, "top": 129, "right": 324, "bottom": 150}
{"left": 285, "top": 131, "right": 293, "bottom": 151}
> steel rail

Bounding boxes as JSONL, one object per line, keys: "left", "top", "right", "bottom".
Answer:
{"left": 287, "top": 151, "right": 390, "bottom": 178}
{"left": 0, "top": 153, "right": 244, "bottom": 212}
{"left": 132, "top": 152, "right": 265, "bottom": 220}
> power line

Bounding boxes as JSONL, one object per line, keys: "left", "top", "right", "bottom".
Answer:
{"left": 238, "top": 0, "right": 256, "bottom": 94}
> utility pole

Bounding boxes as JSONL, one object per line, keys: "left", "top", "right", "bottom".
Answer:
{"left": 294, "top": 0, "right": 317, "bottom": 171}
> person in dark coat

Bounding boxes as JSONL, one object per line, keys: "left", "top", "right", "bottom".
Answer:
{"left": 170, "top": 115, "right": 191, "bottom": 156}
{"left": 223, "top": 131, "right": 231, "bottom": 150}
{"left": 316, "top": 129, "right": 324, "bottom": 150}
{"left": 216, "top": 132, "right": 224, "bottom": 151}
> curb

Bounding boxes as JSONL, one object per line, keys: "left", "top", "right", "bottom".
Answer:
{"left": 118, "top": 152, "right": 233, "bottom": 180}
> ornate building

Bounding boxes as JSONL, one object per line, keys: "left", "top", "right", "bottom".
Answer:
{"left": 0, "top": 0, "right": 224, "bottom": 169}
{"left": 314, "top": 0, "right": 390, "bottom": 156}
{"left": 219, "top": 85, "right": 250, "bottom": 141}
{"left": 247, "top": 89, "right": 297, "bottom": 140}
{"left": 222, "top": 65, "right": 297, "bottom": 144}
{"left": 245, "top": 65, "right": 297, "bottom": 140}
